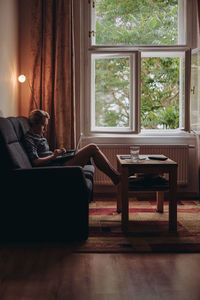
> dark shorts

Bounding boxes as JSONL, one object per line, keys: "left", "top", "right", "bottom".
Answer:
{"left": 47, "top": 155, "right": 74, "bottom": 166}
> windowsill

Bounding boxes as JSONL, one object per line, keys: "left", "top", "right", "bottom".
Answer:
{"left": 89, "top": 129, "right": 193, "bottom": 136}
{"left": 133, "top": 129, "right": 194, "bottom": 137}
{"left": 82, "top": 130, "right": 196, "bottom": 146}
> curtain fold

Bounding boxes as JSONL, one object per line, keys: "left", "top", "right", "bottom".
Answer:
{"left": 197, "top": 0, "right": 200, "bottom": 32}
{"left": 29, "top": 0, "right": 75, "bottom": 149}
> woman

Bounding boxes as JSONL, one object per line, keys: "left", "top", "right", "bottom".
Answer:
{"left": 24, "top": 109, "right": 121, "bottom": 185}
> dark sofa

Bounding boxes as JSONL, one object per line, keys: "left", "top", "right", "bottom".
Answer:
{"left": 0, "top": 116, "right": 94, "bottom": 243}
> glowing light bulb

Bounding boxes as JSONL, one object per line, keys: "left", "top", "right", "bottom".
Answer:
{"left": 18, "top": 75, "right": 26, "bottom": 83}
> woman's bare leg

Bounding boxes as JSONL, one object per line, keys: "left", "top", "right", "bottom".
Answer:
{"left": 64, "top": 144, "right": 120, "bottom": 185}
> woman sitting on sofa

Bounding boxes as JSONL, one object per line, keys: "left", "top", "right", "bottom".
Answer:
{"left": 24, "top": 109, "right": 121, "bottom": 185}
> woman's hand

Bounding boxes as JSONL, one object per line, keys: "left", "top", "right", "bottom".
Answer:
{"left": 60, "top": 147, "right": 66, "bottom": 154}
{"left": 53, "top": 149, "right": 62, "bottom": 158}
{"left": 53, "top": 148, "right": 66, "bottom": 158}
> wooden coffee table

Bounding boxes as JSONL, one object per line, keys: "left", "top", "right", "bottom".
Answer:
{"left": 116, "top": 154, "right": 178, "bottom": 232}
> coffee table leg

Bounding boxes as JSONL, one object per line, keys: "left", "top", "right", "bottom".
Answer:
{"left": 169, "top": 166, "right": 177, "bottom": 232}
{"left": 117, "top": 160, "right": 122, "bottom": 213}
{"left": 156, "top": 191, "right": 164, "bottom": 213}
{"left": 121, "top": 167, "right": 129, "bottom": 232}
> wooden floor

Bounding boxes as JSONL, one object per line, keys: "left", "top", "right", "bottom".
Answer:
{"left": 0, "top": 196, "right": 200, "bottom": 300}
{"left": 0, "top": 248, "right": 200, "bottom": 300}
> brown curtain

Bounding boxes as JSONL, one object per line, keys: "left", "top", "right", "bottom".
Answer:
{"left": 29, "top": 0, "right": 75, "bottom": 149}
{"left": 198, "top": 0, "right": 200, "bottom": 32}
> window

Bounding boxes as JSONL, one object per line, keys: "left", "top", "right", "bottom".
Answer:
{"left": 91, "top": 53, "right": 139, "bottom": 132}
{"left": 84, "top": 0, "right": 193, "bottom": 134}
{"left": 190, "top": 48, "right": 200, "bottom": 132}
{"left": 141, "top": 51, "right": 186, "bottom": 130}
{"left": 93, "top": 0, "right": 179, "bottom": 46}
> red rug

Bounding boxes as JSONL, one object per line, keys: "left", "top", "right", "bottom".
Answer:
{"left": 74, "top": 200, "right": 200, "bottom": 253}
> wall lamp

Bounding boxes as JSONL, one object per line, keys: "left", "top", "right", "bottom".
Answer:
{"left": 18, "top": 74, "right": 38, "bottom": 109}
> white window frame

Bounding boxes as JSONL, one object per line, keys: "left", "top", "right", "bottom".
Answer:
{"left": 82, "top": 0, "right": 194, "bottom": 137}
{"left": 140, "top": 48, "right": 191, "bottom": 132}
{"left": 90, "top": 51, "right": 140, "bottom": 133}
{"left": 89, "top": 0, "right": 187, "bottom": 48}
{"left": 190, "top": 47, "right": 200, "bottom": 133}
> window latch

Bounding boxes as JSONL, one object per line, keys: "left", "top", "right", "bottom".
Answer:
{"left": 89, "top": 31, "right": 96, "bottom": 38}
{"left": 88, "top": 0, "right": 95, "bottom": 8}
{"left": 191, "top": 86, "right": 195, "bottom": 94}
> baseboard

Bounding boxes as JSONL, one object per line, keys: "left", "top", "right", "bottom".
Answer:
{"left": 94, "top": 184, "right": 200, "bottom": 200}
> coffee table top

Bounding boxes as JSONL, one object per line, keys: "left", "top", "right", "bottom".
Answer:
{"left": 117, "top": 154, "right": 177, "bottom": 167}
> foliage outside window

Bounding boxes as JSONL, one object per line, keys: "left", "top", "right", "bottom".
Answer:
{"left": 94, "top": 56, "right": 130, "bottom": 128}
{"left": 141, "top": 56, "right": 180, "bottom": 129}
{"left": 95, "top": 0, "right": 178, "bottom": 46}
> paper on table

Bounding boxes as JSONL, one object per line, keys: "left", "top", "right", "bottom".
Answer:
{"left": 120, "top": 155, "right": 146, "bottom": 160}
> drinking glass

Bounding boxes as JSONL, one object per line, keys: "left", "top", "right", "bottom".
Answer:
{"left": 130, "top": 146, "right": 140, "bottom": 161}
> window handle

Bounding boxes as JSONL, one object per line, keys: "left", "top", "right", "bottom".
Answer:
{"left": 88, "top": 0, "right": 95, "bottom": 8}
{"left": 191, "top": 86, "right": 195, "bottom": 94}
{"left": 89, "top": 31, "right": 96, "bottom": 38}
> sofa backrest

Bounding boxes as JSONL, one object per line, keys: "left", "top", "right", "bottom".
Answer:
{"left": 8, "top": 116, "right": 30, "bottom": 140}
{"left": 0, "top": 117, "right": 32, "bottom": 170}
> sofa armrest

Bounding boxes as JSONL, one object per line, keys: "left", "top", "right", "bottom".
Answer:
{"left": 1, "top": 165, "right": 92, "bottom": 242}
{"left": 12, "top": 165, "right": 86, "bottom": 180}
{"left": 5, "top": 165, "right": 91, "bottom": 200}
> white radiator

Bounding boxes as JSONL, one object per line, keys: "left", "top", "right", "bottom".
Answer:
{"left": 94, "top": 144, "right": 189, "bottom": 185}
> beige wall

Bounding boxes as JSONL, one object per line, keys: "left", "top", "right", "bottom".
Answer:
{"left": 0, "top": 0, "right": 19, "bottom": 117}
{"left": 18, "top": 0, "right": 35, "bottom": 116}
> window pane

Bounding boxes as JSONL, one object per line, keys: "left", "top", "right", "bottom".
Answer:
{"left": 93, "top": 56, "right": 130, "bottom": 128}
{"left": 141, "top": 55, "right": 184, "bottom": 129}
{"left": 95, "top": 0, "right": 178, "bottom": 46}
{"left": 190, "top": 49, "right": 200, "bottom": 131}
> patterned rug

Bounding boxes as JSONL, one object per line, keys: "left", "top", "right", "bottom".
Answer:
{"left": 74, "top": 199, "right": 200, "bottom": 253}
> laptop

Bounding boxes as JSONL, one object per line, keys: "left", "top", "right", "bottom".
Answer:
{"left": 54, "top": 133, "right": 82, "bottom": 161}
